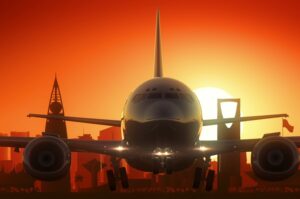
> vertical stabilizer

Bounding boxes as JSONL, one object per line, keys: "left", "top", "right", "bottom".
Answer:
{"left": 154, "top": 10, "right": 163, "bottom": 77}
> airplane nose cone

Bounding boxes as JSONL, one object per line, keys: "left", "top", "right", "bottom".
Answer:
{"left": 145, "top": 101, "right": 182, "bottom": 121}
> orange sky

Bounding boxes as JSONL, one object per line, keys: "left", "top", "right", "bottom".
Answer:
{"left": 0, "top": 0, "right": 299, "bottom": 139}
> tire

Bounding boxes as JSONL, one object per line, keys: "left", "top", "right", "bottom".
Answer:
{"left": 205, "top": 169, "right": 215, "bottom": 191}
{"left": 106, "top": 170, "right": 117, "bottom": 191}
{"left": 192, "top": 167, "right": 203, "bottom": 189}
{"left": 119, "top": 167, "right": 129, "bottom": 189}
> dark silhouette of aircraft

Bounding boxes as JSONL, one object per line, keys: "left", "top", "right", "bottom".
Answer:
{"left": 1, "top": 11, "right": 300, "bottom": 191}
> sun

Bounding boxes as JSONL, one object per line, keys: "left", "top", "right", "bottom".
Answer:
{"left": 194, "top": 87, "right": 239, "bottom": 141}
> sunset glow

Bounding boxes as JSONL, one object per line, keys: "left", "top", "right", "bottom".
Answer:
{"left": 0, "top": 0, "right": 298, "bottom": 139}
{"left": 194, "top": 87, "right": 236, "bottom": 140}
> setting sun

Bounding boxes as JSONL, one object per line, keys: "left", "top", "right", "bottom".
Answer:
{"left": 194, "top": 87, "right": 239, "bottom": 141}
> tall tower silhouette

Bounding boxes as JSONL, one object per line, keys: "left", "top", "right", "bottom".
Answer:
{"left": 217, "top": 99, "right": 242, "bottom": 192}
{"left": 41, "top": 76, "right": 71, "bottom": 192}
{"left": 45, "top": 76, "right": 67, "bottom": 138}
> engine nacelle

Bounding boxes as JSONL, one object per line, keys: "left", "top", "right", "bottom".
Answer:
{"left": 251, "top": 136, "right": 299, "bottom": 181}
{"left": 23, "top": 136, "right": 71, "bottom": 181}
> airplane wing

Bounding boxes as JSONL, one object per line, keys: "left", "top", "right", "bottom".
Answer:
{"left": 192, "top": 136, "right": 300, "bottom": 157}
{"left": 194, "top": 138, "right": 260, "bottom": 156}
{"left": 0, "top": 135, "right": 127, "bottom": 157}
{"left": 28, "top": 114, "right": 121, "bottom": 127}
{"left": 2, "top": 133, "right": 300, "bottom": 160}
{"left": 28, "top": 113, "right": 287, "bottom": 127}
{"left": 0, "top": 136, "right": 34, "bottom": 148}
{"left": 203, "top": 114, "right": 288, "bottom": 126}
{"left": 0, "top": 135, "right": 259, "bottom": 158}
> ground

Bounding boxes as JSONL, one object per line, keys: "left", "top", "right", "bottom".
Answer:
{"left": 1, "top": 193, "right": 300, "bottom": 199}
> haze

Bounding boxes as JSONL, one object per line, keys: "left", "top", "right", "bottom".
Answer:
{"left": 0, "top": 0, "right": 299, "bottom": 139}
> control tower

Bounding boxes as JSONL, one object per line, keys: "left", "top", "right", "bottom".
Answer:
{"left": 41, "top": 76, "right": 71, "bottom": 192}
{"left": 217, "top": 99, "right": 242, "bottom": 192}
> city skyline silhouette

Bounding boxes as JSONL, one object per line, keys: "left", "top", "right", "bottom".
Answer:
{"left": 0, "top": 0, "right": 300, "bottom": 197}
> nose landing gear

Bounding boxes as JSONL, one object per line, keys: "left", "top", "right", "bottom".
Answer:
{"left": 205, "top": 169, "right": 215, "bottom": 191}
{"left": 152, "top": 157, "right": 173, "bottom": 174}
{"left": 106, "top": 170, "right": 117, "bottom": 191}
{"left": 152, "top": 147, "right": 174, "bottom": 174}
{"left": 192, "top": 167, "right": 203, "bottom": 189}
{"left": 119, "top": 167, "right": 129, "bottom": 189}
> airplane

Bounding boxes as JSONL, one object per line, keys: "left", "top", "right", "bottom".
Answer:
{"left": 1, "top": 11, "right": 300, "bottom": 191}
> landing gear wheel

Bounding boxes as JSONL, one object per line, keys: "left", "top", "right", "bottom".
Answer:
{"left": 106, "top": 169, "right": 117, "bottom": 191}
{"left": 192, "top": 167, "right": 203, "bottom": 189}
{"left": 119, "top": 167, "right": 129, "bottom": 189}
{"left": 205, "top": 169, "right": 215, "bottom": 191}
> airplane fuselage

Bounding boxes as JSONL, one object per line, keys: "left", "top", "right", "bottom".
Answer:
{"left": 121, "top": 77, "right": 203, "bottom": 172}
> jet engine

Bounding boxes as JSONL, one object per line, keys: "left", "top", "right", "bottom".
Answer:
{"left": 23, "top": 136, "right": 71, "bottom": 181}
{"left": 251, "top": 136, "right": 299, "bottom": 181}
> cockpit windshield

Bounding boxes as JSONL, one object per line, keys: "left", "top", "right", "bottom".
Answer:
{"left": 133, "top": 92, "right": 193, "bottom": 103}
{"left": 147, "top": 93, "right": 162, "bottom": 99}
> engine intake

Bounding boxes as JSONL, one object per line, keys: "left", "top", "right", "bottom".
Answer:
{"left": 251, "top": 136, "right": 299, "bottom": 181}
{"left": 23, "top": 136, "right": 71, "bottom": 181}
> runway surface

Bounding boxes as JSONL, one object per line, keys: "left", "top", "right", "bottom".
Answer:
{"left": 1, "top": 192, "right": 300, "bottom": 199}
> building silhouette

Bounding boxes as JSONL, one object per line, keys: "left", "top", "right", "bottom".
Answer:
{"left": 217, "top": 99, "right": 242, "bottom": 192}
{"left": 240, "top": 153, "right": 257, "bottom": 189}
{"left": 41, "top": 76, "right": 71, "bottom": 192}
{"left": 75, "top": 134, "right": 100, "bottom": 191}
{"left": 0, "top": 160, "right": 13, "bottom": 173}
{"left": 0, "top": 168, "right": 36, "bottom": 192}
{"left": 0, "top": 133, "right": 8, "bottom": 161}
{"left": 98, "top": 127, "right": 122, "bottom": 185}
{"left": 10, "top": 131, "right": 29, "bottom": 169}
{"left": 44, "top": 76, "right": 67, "bottom": 138}
{"left": 70, "top": 151, "right": 78, "bottom": 191}
{"left": 83, "top": 159, "right": 103, "bottom": 189}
